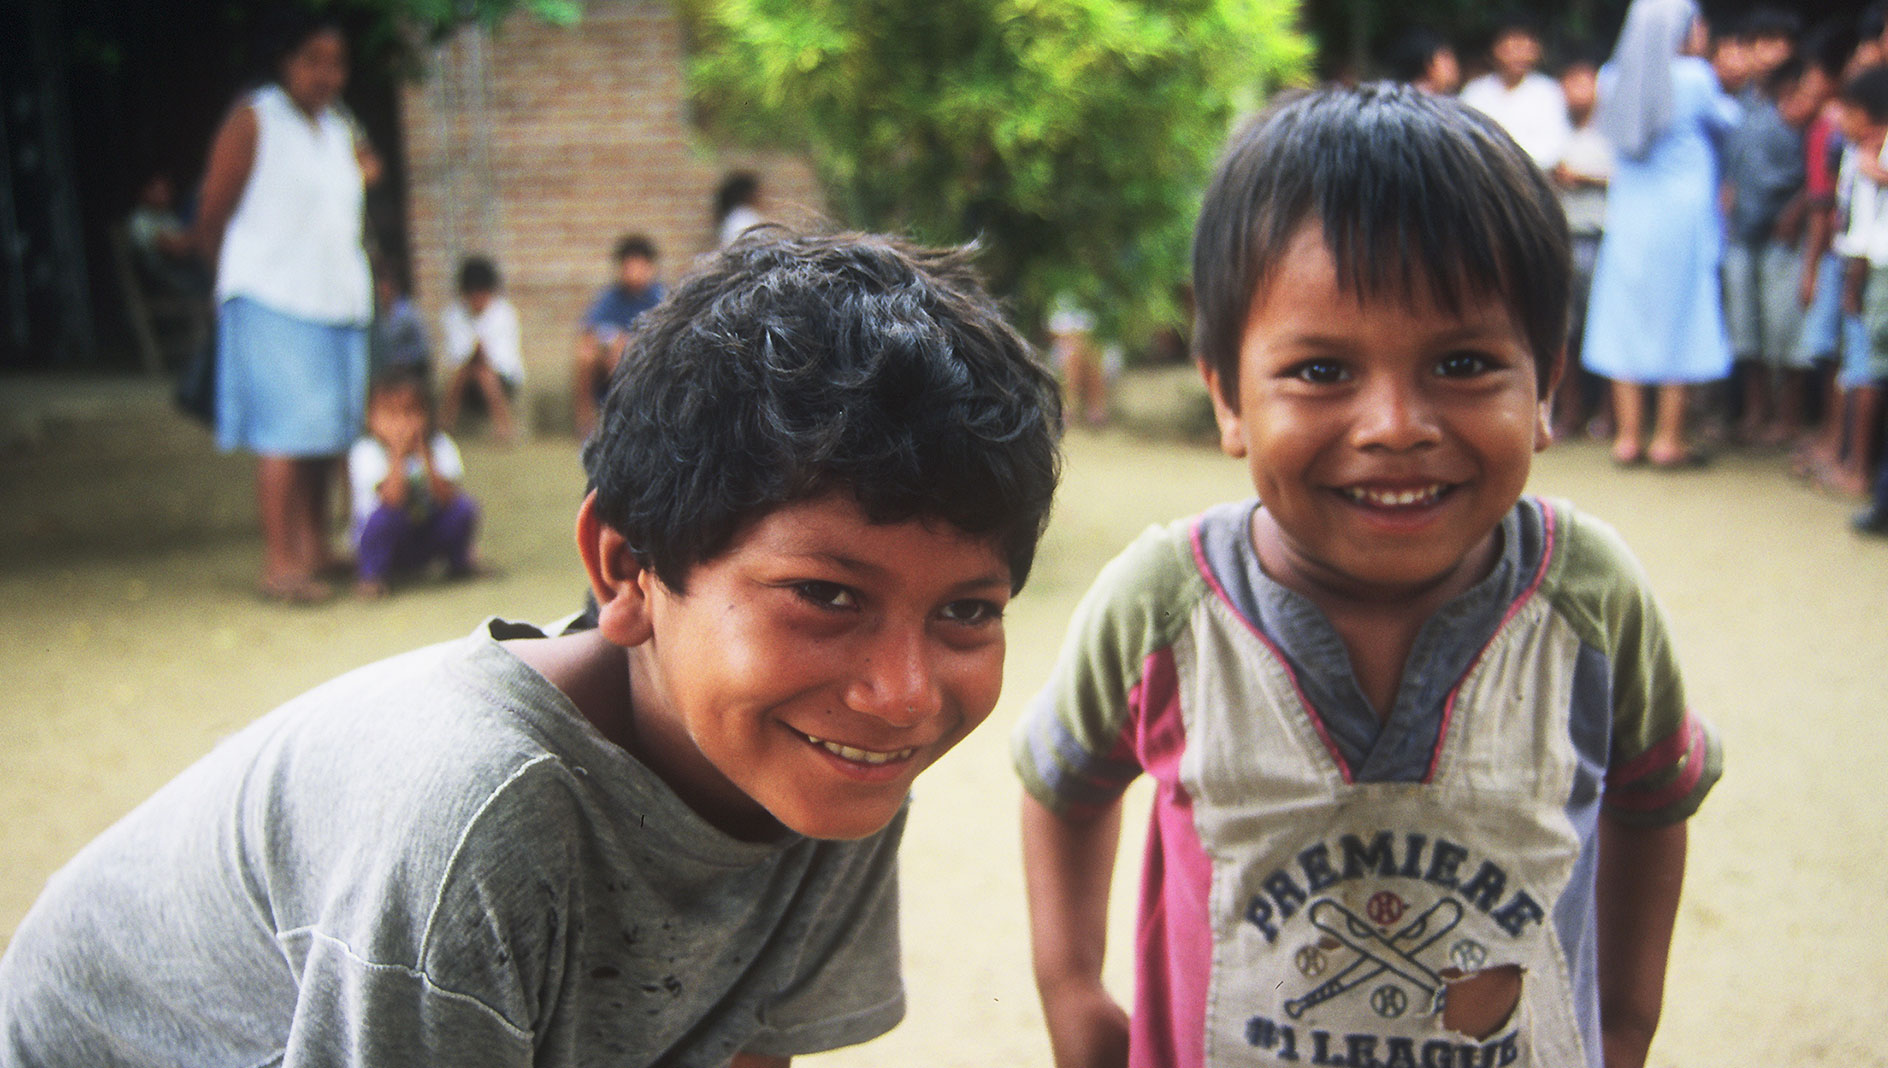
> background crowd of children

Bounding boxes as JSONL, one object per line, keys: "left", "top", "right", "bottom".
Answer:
{"left": 1394, "top": 4, "right": 1888, "bottom": 538}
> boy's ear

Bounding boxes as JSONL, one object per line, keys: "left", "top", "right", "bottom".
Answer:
{"left": 576, "top": 491, "right": 656, "bottom": 648}
{"left": 1199, "top": 361, "right": 1249, "bottom": 459}
{"left": 1536, "top": 345, "right": 1568, "bottom": 452}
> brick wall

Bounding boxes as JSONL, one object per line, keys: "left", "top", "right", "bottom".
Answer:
{"left": 400, "top": 0, "right": 824, "bottom": 434}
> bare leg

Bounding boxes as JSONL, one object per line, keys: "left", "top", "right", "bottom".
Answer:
{"left": 440, "top": 362, "right": 472, "bottom": 431}
{"left": 474, "top": 364, "right": 517, "bottom": 442}
{"left": 1826, "top": 384, "right": 1882, "bottom": 497}
{"left": 1610, "top": 379, "right": 1645, "bottom": 464}
{"left": 1647, "top": 383, "right": 1692, "bottom": 465}
{"left": 257, "top": 455, "right": 331, "bottom": 602}
{"left": 301, "top": 457, "right": 339, "bottom": 575}
{"left": 573, "top": 335, "right": 602, "bottom": 440}
{"left": 257, "top": 455, "right": 301, "bottom": 584}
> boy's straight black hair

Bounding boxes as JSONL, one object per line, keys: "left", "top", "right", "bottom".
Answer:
{"left": 614, "top": 234, "right": 658, "bottom": 263}
{"left": 457, "top": 256, "right": 500, "bottom": 295}
{"left": 582, "top": 227, "right": 1063, "bottom": 594}
{"left": 1842, "top": 63, "right": 1888, "bottom": 122}
{"left": 1192, "top": 83, "right": 1571, "bottom": 404}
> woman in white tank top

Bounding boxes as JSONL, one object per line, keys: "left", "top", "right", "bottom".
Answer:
{"left": 193, "top": 17, "right": 374, "bottom": 604}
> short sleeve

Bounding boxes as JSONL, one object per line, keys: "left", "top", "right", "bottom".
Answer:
{"left": 1013, "top": 520, "right": 1201, "bottom": 818}
{"left": 348, "top": 438, "right": 391, "bottom": 524}
{"left": 429, "top": 433, "right": 465, "bottom": 483}
{"left": 1545, "top": 505, "right": 1722, "bottom": 826}
{"left": 442, "top": 303, "right": 478, "bottom": 366}
{"left": 480, "top": 301, "right": 524, "bottom": 382}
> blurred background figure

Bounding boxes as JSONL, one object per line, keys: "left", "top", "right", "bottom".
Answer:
{"left": 1553, "top": 49, "right": 1615, "bottom": 442}
{"left": 191, "top": 13, "right": 373, "bottom": 604}
{"left": 438, "top": 255, "right": 523, "bottom": 444}
{"left": 572, "top": 234, "right": 663, "bottom": 439}
{"left": 1582, "top": 0, "right": 1739, "bottom": 469}
{"left": 1048, "top": 297, "right": 1108, "bottom": 429}
{"left": 714, "top": 170, "right": 765, "bottom": 247}
{"left": 1387, "top": 27, "right": 1461, "bottom": 96}
{"left": 369, "top": 252, "right": 429, "bottom": 378}
{"left": 1461, "top": 14, "right": 1571, "bottom": 171}
{"left": 1718, "top": 9, "right": 1811, "bottom": 448}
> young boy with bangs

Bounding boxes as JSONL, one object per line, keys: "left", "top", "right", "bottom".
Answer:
{"left": 0, "top": 229, "right": 1063, "bottom": 1067}
{"left": 1016, "top": 85, "right": 1721, "bottom": 1068}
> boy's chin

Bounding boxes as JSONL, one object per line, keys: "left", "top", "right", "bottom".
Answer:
{"left": 768, "top": 796, "right": 908, "bottom": 842}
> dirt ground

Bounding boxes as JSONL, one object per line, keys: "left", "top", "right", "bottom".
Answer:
{"left": 3, "top": 375, "right": 1886, "bottom": 1065}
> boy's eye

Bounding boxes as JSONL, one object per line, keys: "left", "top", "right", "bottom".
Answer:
{"left": 792, "top": 581, "right": 857, "bottom": 610}
{"left": 938, "top": 599, "right": 1004, "bottom": 627}
{"left": 1286, "top": 359, "right": 1348, "bottom": 384}
{"left": 1435, "top": 352, "right": 1496, "bottom": 378}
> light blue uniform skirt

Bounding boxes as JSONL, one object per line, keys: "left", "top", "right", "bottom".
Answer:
{"left": 216, "top": 297, "right": 368, "bottom": 457}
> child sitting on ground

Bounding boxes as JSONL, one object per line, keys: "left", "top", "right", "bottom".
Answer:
{"left": 348, "top": 367, "right": 480, "bottom": 598}
{"left": 0, "top": 229, "right": 1063, "bottom": 1066}
{"left": 440, "top": 254, "right": 524, "bottom": 442}
{"left": 1015, "top": 85, "right": 1721, "bottom": 1068}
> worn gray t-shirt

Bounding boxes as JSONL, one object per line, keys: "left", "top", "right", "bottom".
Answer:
{"left": 0, "top": 620, "right": 905, "bottom": 1067}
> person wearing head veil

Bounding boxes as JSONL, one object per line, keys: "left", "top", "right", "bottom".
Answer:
{"left": 1581, "top": 0, "right": 1741, "bottom": 468}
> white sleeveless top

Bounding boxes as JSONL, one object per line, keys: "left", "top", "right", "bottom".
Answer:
{"left": 216, "top": 85, "right": 371, "bottom": 325}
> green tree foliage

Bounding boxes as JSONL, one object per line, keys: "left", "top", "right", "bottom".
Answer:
{"left": 684, "top": 0, "right": 1310, "bottom": 347}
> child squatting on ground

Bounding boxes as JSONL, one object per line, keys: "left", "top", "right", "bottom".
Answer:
{"left": 1014, "top": 85, "right": 1722, "bottom": 1068}
{"left": 348, "top": 367, "right": 481, "bottom": 598}
{"left": 0, "top": 229, "right": 1064, "bottom": 1066}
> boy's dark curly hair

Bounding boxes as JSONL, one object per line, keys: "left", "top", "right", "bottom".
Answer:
{"left": 1193, "top": 83, "right": 1571, "bottom": 404}
{"left": 582, "top": 227, "right": 1063, "bottom": 594}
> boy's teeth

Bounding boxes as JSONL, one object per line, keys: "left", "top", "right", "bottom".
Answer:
{"left": 803, "top": 734, "right": 916, "bottom": 765}
{"left": 1345, "top": 485, "right": 1444, "bottom": 507}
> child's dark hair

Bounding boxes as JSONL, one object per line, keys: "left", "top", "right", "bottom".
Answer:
{"left": 614, "top": 233, "right": 657, "bottom": 263}
{"left": 457, "top": 255, "right": 500, "bottom": 295}
{"left": 1844, "top": 64, "right": 1888, "bottom": 123}
{"left": 1801, "top": 19, "right": 1859, "bottom": 80}
{"left": 582, "top": 227, "right": 1063, "bottom": 594}
{"left": 715, "top": 172, "right": 761, "bottom": 223}
{"left": 370, "top": 364, "right": 434, "bottom": 411}
{"left": 1486, "top": 12, "right": 1543, "bottom": 48}
{"left": 1738, "top": 6, "right": 1802, "bottom": 43}
{"left": 1386, "top": 28, "right": 1450, "bottom": 84}
{"left": 1765, "top": 55, "right": 1807, "bottom": 97}
{"left": 1192, "top": 83, "right": 1570, "bottom": 404}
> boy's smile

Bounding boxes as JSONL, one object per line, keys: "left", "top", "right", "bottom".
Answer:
{"left": 605, "top": 493, "right": 1012, "bottom": 841}
{"left": 1206, "top": 223, "right": 1555, "bottom": 609}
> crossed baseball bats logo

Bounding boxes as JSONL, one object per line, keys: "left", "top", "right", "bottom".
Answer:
{"left": 1283, "top": 896, "right": 1463, "bottom": 1019}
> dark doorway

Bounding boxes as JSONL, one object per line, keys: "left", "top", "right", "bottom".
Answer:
{"left": 0, "top": 0, "right": 408, "bottom": 371}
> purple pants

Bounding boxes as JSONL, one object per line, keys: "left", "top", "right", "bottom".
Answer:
{"left": 355, "top": 495, "right": 479, "bottom": 583}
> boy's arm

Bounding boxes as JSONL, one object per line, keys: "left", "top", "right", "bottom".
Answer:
{"left": 1022, "top": 792, "right": 1129, "bottom": 1068}
{"left": 1801, "top": 206, "right": 1833, "bottom": 308}
{"left": 1595, "top": 816, "right": 1687, "bottom": 1068}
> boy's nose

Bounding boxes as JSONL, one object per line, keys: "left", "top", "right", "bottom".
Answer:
{"left": 843, "top": 624, "right": 944, "bottom": 727}
{"left": 1350, "top": 379, "right": 1442, "bottom": 451}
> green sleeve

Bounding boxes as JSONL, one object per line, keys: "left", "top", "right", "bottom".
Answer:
{"left": 1541, "top": 501, "right": 1722, "bottom": 826}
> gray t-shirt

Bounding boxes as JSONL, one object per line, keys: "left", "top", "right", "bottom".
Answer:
{"left": 0, "top": 620, "right": 905, "bottom": 1067}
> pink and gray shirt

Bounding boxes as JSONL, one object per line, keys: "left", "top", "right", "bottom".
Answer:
{"left": 1014, "top": 497, "right": 1720, "bottom": 1068}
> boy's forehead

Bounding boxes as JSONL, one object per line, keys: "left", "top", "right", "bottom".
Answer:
{"left": 1250, "top": 222, "right": 1518, "bottom": 321}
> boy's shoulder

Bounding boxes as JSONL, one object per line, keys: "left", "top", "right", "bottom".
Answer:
{"left": 1080, "top": 500, "right": 1245, "bottom": 619}
{"left": 1532, "top": 496, "right": 1667, "bottom": 640}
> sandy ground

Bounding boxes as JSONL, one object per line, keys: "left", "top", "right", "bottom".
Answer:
{"left": 3, "top": 375, "right": 1887, "bottom": 1065}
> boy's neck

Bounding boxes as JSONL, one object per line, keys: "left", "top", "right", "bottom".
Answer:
{"left": 507, "top": 629, "right": 787, "bottom": 842}
{"left": 1250, "top": 512, "right": 1505, "bottom": 720}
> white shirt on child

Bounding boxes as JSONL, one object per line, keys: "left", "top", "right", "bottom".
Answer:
{"left": 1835, "top": 141, "right": 1888, "bottom": 267}
{"left": 442, "top": 296, "right": 524, "bottom": 383}
{"left": 1460, "top": 72, "right": 1572, "bottom": 171}
{"left": 347, "top": 431, "right": 465, "bottom": 541}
